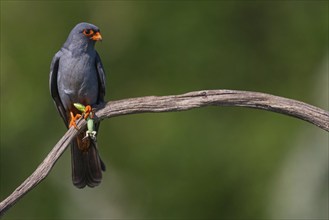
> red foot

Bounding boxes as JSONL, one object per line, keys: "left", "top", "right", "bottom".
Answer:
{"left": 83, "top": 105, "right": 93, "bottom": 120}
{"left": 69, "top": 112, "right": 82, "bottom": 129}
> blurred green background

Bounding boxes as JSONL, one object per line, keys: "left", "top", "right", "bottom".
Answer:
{"left": 1, "top": 1, "right": 328, "bottom": 219}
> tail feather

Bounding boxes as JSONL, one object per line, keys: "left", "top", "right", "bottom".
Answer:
{"left": 71, "top": 134, "right": 105, "bottom": 188}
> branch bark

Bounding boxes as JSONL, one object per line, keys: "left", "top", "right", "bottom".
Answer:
{"left": 1, "top": 89, "right": 328, "bottom": 216}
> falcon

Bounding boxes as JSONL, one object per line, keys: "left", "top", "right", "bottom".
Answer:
{"left": 49, "top": 22, "right": 106, "bottom": 188}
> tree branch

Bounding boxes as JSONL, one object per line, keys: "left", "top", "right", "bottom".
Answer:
{"left": 1, "top": 89, "right": 328, "bottom": 216}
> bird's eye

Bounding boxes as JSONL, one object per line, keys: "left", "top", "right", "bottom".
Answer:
{"left": 83, "top": 29, "right": 94, "bottom": 37}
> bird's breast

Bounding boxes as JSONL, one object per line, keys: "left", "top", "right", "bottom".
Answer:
{"left": 57, "top": 52, "right": 99, "bottom": 108}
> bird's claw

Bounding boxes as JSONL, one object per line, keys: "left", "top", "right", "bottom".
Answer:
{"left": 83, "top": 105, "right": 93, "bottom": 120}
{"left": 69, "top": 112, "right": 82, "bottom": 129}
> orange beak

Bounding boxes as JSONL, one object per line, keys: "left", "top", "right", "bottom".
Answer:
{"left": 91, "top": 31, "right": 102, "bottom": 41}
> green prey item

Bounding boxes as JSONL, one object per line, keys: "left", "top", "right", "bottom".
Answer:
{"left": 74, "top": 103, "right": 97, "bottom": 140}
{"left": 73, "top": 103, "right": 86, "bottom": 112}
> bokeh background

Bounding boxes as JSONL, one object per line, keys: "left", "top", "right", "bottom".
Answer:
{"left": 1, "top": 1, "right": 328, "bottom": 219}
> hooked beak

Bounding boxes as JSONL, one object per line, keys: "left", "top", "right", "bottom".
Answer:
{"left": 91, "top": 31, "right": 102, "bottom": 41}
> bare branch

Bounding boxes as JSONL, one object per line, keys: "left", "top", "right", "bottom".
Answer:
{"left": 1, "top": 89, "right": 328, "bottom": 216}
{"left": 97, "top": 90, "right": 329, "bottom": 131}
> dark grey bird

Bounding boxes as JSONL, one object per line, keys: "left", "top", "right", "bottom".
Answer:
{"left": 49, "top": 22, "right": 106, "bottom": 188}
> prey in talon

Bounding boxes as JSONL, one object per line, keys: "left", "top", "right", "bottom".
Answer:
{"left": 85, "top": 113, "right": 97, "bottom": 141}
{"left": 73, "top": 103, "right": 97, "bottom": 140}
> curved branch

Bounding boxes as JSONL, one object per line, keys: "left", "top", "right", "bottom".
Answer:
{"left": 97, "top": 90, "right": 328, "bottom": 131}
{"left": 1, "top": 89, "right": 328, "bottom": 216}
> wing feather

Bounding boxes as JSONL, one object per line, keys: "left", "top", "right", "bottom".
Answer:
{"left": 49, "top": 50, "right": 68, "bottom": 126}
{"left": 95, "top": 51, "right": 106, "bottom": 104}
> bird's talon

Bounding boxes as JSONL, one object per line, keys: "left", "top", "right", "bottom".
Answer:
{"left": 69, "top": 112, "right": 82, "bottom": 129}
{"left": 84, "top": 105, "right": 93, "bottom": 119}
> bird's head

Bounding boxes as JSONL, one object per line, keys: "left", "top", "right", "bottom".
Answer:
{"left": 63, "top": 22, "right": 102, "bottom": 52}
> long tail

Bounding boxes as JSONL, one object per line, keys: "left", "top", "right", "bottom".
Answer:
{"left": 71, "top": 132, "right": 106, "bottom": 188}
